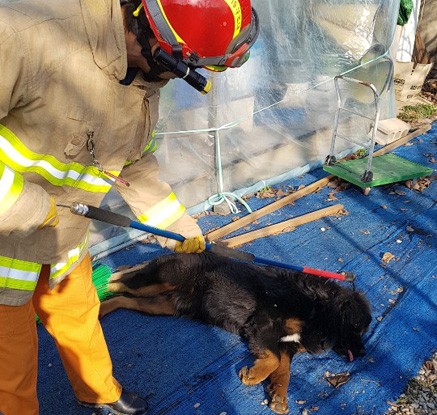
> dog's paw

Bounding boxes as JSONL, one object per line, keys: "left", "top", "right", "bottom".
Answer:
{"left": 238, "top": 366, "right": 262, "bottom": 386}
{"left": 269, "top": 394, "right": 289, "bottom": 414}
{"left": 106, "top": 281, "right": 124, "bottom": 293}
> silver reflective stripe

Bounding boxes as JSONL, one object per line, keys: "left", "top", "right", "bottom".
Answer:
{"left": 0, "top": 164, "right": 14, "bottom": 200}
{"left": 50, "top": 233, "right": 89, "bottom": 280}
{"left": 0, "top": 265, "right": 40, "bottom": 282}
{"left": 0, "top": 163, "right": 24, "bottom": 215}
{"left": 0, "top": 257, "right": 41, "bottom": 291}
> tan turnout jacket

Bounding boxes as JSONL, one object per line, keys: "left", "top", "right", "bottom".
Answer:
{"left": 0, "top": 0, "right": 199, "bottom": 306}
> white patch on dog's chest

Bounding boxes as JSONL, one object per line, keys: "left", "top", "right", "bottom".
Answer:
{"left": 280, "top": 333, "right": 301, "bottom": 343}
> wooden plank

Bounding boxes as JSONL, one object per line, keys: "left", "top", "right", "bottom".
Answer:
{"left": 206, "top": 175, "right": 334, "bottom": 241}
{"left": 220, "top": 204, "right": 344, "bottom": 248}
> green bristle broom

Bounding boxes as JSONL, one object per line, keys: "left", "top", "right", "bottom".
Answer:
{"left": 91, "top": 262, "right": 116, "bottom": 302}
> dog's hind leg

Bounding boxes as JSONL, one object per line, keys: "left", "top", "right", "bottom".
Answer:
{"left": 108, "top": 263, "right": 149, "bottom": 282}
{"left": 108, "top": 280, "right": 176, "bottom": 297}
{"left": 267, "top": 351, "right": 292, "bottom": 414}
{"left": 99, "top": 294, "right": 176, "bottom": 318}
{"left": 239, "top": 349, "right": 280, "bottom": 386}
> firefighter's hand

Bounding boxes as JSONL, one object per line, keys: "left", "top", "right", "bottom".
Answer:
{"left": 174, "top": 235, "right": 206, "bottom": 254}
{"left": 38, "top": 197, "right": 59, "bottom": 229}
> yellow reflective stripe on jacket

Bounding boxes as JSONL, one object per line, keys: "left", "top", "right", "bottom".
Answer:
{"left": 0, "top": 235, "right": 88, "bottom": 292}
{"left": 142, "top": 135, "right": 157, "bottom": 154}
{"left": 0, "top": 124, "right": 112, "bottom": 193}
{"left": 49, "top": 233, "right": 89, "bottom": 280}
{"left": 0, "top": 256, "right": 42, "bottom": 291}
{"left": 137, "top": 192, "right": 186, "bottom": 229}
{"left": 0, "top": 163, "right": 24, "bottom": 215}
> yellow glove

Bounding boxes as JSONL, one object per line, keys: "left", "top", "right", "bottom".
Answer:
{"left": 174, "top": 235, "right": 206, "bottom": 254}
{"left": 38, "top": 197, "right": 59, "bottom": 229}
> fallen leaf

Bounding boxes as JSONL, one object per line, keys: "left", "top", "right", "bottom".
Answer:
{"left": 382, "top": 252, "right": 395, "bottom": 264}
{"left": 389, "top": 287, "right": 404, "bottom": 295}
{"left": 256, "top": 188, "right": 276, "bottom": 199}
{"left": 328, "top": 192, "right": 338, "bottom": 201}
{"left": 276, "top": 189, "right": 289, "bottom": 198}
{"left": 423, "top": 360, "right": 435, "bottom": 372}
{"left": 324, "top": 372, "right": 351, "bottom": 388}
{"left": 412, "top": 177, "right": 432, "bottom": 192}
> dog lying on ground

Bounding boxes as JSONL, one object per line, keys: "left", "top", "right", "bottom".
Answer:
{"left": 100, "top": 252, "right": 371, "bottom": 414}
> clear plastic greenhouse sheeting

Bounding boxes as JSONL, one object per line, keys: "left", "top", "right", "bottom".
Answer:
{"left": 90, "top": 0, "right": 401, "bottom": 257}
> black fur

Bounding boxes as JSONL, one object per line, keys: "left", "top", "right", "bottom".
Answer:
{"left": 102, "top": 252, "right": 371, "bottom": 414}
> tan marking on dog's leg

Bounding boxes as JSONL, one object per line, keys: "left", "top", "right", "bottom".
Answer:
{"left": 99, "top": 297, "right": 125, "bottom": 317}
{"left": 99, "top": 295, "right": 176, "bottom": 318}
{"left": 108, "top": 281, "right": 176, "bottom": 297}
{"left": 239, "top": 349, "right": 280, "bottom": 386}
{"left": 267, "top": 351, "right": 291, "bottom": 414}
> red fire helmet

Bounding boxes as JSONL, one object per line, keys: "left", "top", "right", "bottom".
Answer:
{"left": 141, "top": 0, "right": 259, "bottom": 70}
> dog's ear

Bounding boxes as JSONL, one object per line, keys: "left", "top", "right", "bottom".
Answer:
{"left": 335, "top": 291, "right": 371, "bottom": 330}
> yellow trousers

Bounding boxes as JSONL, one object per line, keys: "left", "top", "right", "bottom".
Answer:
{"left": 0, "top": 253, "right": 122, "bottom": 415}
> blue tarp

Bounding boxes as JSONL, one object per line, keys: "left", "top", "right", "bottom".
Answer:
{"left": 38, "top": 123, "right": 436, "bottom": 415}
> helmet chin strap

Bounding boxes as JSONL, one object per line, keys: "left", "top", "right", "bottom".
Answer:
{"left": 136, "top": 26, "right": 168, "bottom": 82}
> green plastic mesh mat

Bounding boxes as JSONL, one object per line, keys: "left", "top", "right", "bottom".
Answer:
{"left": 323, "top": 153, "right": 433, "bottom": 189}
{"left": 36, "top": 263, "right": 114, "bottom": 324}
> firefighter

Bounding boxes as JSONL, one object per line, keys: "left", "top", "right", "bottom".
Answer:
{"left": 0, "top": 0, "right": 259, "bottom": 414}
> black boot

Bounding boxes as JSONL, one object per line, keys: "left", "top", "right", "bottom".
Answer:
{"left": 78, "top": 390, "right": 148, "bottom": 415}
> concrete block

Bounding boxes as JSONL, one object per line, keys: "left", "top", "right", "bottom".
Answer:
{"left": 375, "top": 118, "right": 411, "bottom": 145}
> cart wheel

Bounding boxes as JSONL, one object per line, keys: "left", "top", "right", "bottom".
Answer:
{"left": 363, "top": 187, "right": 371, "bottom": 196}
{"left": 325, "top": 155, "right": 337, "bottom": 166}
